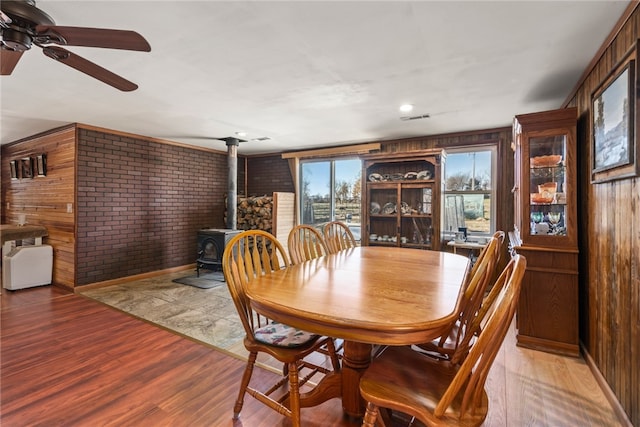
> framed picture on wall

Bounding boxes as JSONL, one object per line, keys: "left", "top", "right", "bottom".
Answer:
{"left": 591, "top": 45, "right": 640, "bottom": 183}
{"left": 10, "top": 160, "right": 18, "bottom": 180}
{"left": 36, "top": 154, "right": 47, "bottom": 177}
{"left": 21, "top": 157, "right": 34, "bottom": 179}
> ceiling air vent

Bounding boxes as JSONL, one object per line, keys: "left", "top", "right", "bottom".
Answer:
{"left": 400, "top": 114, "right": 430, "bottom": 121}
{"left": 252, "top": 137, "right": 272, "bottom": 141}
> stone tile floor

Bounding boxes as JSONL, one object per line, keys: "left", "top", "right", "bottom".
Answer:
{"left": 79, "top": 271, "right": 246, "bottom": 353}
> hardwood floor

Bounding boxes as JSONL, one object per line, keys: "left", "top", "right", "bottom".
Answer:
{"left": 1, "top": 285, "right": 623, "bottom": 426}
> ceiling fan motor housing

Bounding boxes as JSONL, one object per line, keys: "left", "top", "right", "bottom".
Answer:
{"left": 2, "top": 28, "right": 31, "bottom": 51}
{"left": 1, "top": 0, "right": 54, "bottom": 51}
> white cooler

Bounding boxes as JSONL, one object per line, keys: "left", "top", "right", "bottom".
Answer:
{"left": 2, "top": 245, "right": 53, "bottom": 290}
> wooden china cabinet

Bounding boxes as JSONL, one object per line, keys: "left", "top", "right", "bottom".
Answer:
{"left": 361, "top": 150, "right": 445, "bottom": 250}
{"left": 509, "top": 107, "right": 579, "bottom": 357}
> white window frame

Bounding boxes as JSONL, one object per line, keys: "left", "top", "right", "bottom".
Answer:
{"left": 443, "top": 145, "right": 497, "bottom": 239}
{"left": 298, "top": 157, "right": 361, "bottom": 226}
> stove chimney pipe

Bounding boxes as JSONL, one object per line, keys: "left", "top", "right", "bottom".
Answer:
{"left": 225, "top": 137, "right": 240, "bottom": 230}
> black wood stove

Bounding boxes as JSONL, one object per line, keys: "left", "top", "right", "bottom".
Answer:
{"left": 196, "top": 229, "right": 241, "bottom": 276}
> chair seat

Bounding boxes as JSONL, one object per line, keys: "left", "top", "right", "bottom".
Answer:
{"left": 360, "top": 346, "right": 489, "bottom": 426}
{"left": 254, "top": 321, "right": 319, "bottom": 347}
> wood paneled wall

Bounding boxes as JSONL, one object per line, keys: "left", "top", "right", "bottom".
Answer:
{"left": 565, "top": 5, "right": 639, "bottom": 425}
{"left": 1, "top": 126, "right": 77, "bottom": 289}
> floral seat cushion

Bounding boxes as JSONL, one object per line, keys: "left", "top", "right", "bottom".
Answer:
{"left": 254, "top": 321, "right": 319, "bottom": 347}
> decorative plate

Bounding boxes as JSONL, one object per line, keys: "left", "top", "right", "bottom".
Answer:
{"left": 368, "top": 173, "right": 383, "bottom": 182}
{"left": 400, "top": 201, "right": 411, "bottom": 215}
{"left": 382, "top": 202, "right": 396, "bottom": 215}
{"left": 417, "top": 170, "right": 432, "bottom": 180}
{"left": 404, "top": 172, "right": 418, "bottom": 180}
{"left": 370, "top": 202, "right": 381, "bottom": 214}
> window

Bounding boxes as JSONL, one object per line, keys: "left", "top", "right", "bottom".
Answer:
{"left": 443, "top": 147, "right": 496, "bottom": 238}
{"left": 299, "top": 158, "right": 361, "bottom": 241}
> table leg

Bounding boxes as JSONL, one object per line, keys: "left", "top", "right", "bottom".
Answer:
{"left": 341, "top": 341, "right": 372, "bottom": 418}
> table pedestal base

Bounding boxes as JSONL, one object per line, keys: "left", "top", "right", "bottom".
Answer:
{"left": 298, "top": 341, "right": 372, "bottom": 418}
{"left": 340, "top": 341, "right": 371, "bottom": 417}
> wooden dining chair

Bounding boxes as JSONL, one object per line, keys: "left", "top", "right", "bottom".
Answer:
{"left": 221, "top": 230, "right": 340, "bottom": 427}
{"left": 414, "top": 232, "right": 503, "bottom": 364}
{"left": 287, "top": 224, "right": 344, "bottom": 356}
{"left": 287, "top": 224, "right": 329, "bottom": 264}
{"left": 360, "top": 255, "right": 526, "bottom": 427}
{"left": 322, "top": 220, "right": 357, "bottom": 254}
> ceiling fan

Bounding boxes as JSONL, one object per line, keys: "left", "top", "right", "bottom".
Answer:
{"left": 0, "top": 0, "right": 150, "bottom": 91}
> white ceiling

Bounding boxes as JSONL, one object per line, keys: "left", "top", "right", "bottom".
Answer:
{"left": 0, "top": 1, "right": 630, "bottom": 155}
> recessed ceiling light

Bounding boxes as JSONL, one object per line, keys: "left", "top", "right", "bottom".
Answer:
{"left": 235, "top": 131, "right": 247, "bottom": 137}
{"left": 399, "top": 104, "right": 414, "bottom": 113}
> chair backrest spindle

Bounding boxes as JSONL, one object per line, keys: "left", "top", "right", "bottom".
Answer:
{"left": 288, "top": 224, "right": 329, "bottom": 264}
{"left": 322, "top": 221, "right": 357, "bottom": 254}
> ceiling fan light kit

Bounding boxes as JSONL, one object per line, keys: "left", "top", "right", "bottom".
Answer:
{"left": 0, "top": 0, "right": 151, "bottom": 91}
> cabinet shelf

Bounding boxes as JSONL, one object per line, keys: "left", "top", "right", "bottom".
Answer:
{"left": 530, "top": 201, "right": 566, "bottom": 206}
{"left": 367, "top": 179, "right": 435, "bottom": 186}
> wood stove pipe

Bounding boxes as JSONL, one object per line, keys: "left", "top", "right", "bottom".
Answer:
{"left": 225, "top": 137, "right": 240, "bottom": 230}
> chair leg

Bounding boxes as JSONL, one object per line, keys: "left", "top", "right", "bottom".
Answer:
{"left": 287, "top": 361, "right": 302, "bottom": 427}
{"left": 326, "top": 339, "right": 341, "bottom": 371}
{"left": 362, "top": 401, "right": 383, "bottom": 427}
{"left": 233, "top": 351, "right": 257, "bottom": 419}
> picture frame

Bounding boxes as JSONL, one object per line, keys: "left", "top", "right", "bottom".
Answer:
{"left": 9, "top": 160, "right": 18, "bottom": 180}
{"left": 20, "top": 157, "right": 34, "bottom": 179}
{"left": 591, "top": 46, "right": 640, "bottom": 183}
{"left": 36, "top": 153, "right": 47, "bottom": 177}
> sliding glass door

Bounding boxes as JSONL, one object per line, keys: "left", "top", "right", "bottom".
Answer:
{"left": 299, "top": 158, "right": 361, "bottom": 241}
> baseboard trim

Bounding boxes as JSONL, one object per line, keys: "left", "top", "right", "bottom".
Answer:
{"left": 74, "top": 264, "right": 195, "bottom": 292}
{"left": 581, "top": 343, "right": 633, "bottom": 427}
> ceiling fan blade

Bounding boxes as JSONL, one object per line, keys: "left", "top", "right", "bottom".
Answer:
{"left": 42, "top": 46, "right": 138, "bottom": 91}
{"left": 35, "top": 25, "right": 151, "bottom": 52}
{"left": 1, "top": 49, "right": 24, "bottom": 75}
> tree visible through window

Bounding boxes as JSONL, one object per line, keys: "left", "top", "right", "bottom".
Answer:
{"left": 300, "top": 158, "right": 362, "bottom": 240}
{"left": 443, "top": 149, "right": 495, "bottom": 236}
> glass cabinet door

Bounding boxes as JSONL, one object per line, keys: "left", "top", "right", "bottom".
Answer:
{"left": 368, "top": 185, "right": 397, "bottom": 245}
{"left": 528, "top": 135, "right": 567, "bottom": 237}
{"left": 400, "top": 185, "right": 433, "bottom": 247}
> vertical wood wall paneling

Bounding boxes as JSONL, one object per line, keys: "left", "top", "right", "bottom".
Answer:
{"left": 1, "top": 126, "right": 77, "bottom": 289}
{"left": 567, "top": 7, "right": 640, "bottom": 424}
{"left": 633, "top": 178, "right": 640, "bottom": 425}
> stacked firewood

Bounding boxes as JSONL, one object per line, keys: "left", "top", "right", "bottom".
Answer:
{"left": 225, "top": 195, "right": 273, "bottom": 232}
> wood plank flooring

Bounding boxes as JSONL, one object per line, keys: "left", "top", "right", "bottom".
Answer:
{"left": 1, "top": 285, "right": 623, "bottom": 426}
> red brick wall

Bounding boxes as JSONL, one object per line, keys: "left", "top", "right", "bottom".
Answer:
{"left": 76, "top": 128, "right": 228, "bottom": 285}
{"left": 246, "top": 155, "right": 294, "bottom": 196}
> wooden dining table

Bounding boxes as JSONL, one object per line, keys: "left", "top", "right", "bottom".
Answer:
{"left": 245, "top": 245, "right": 470, "bottom": 418}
